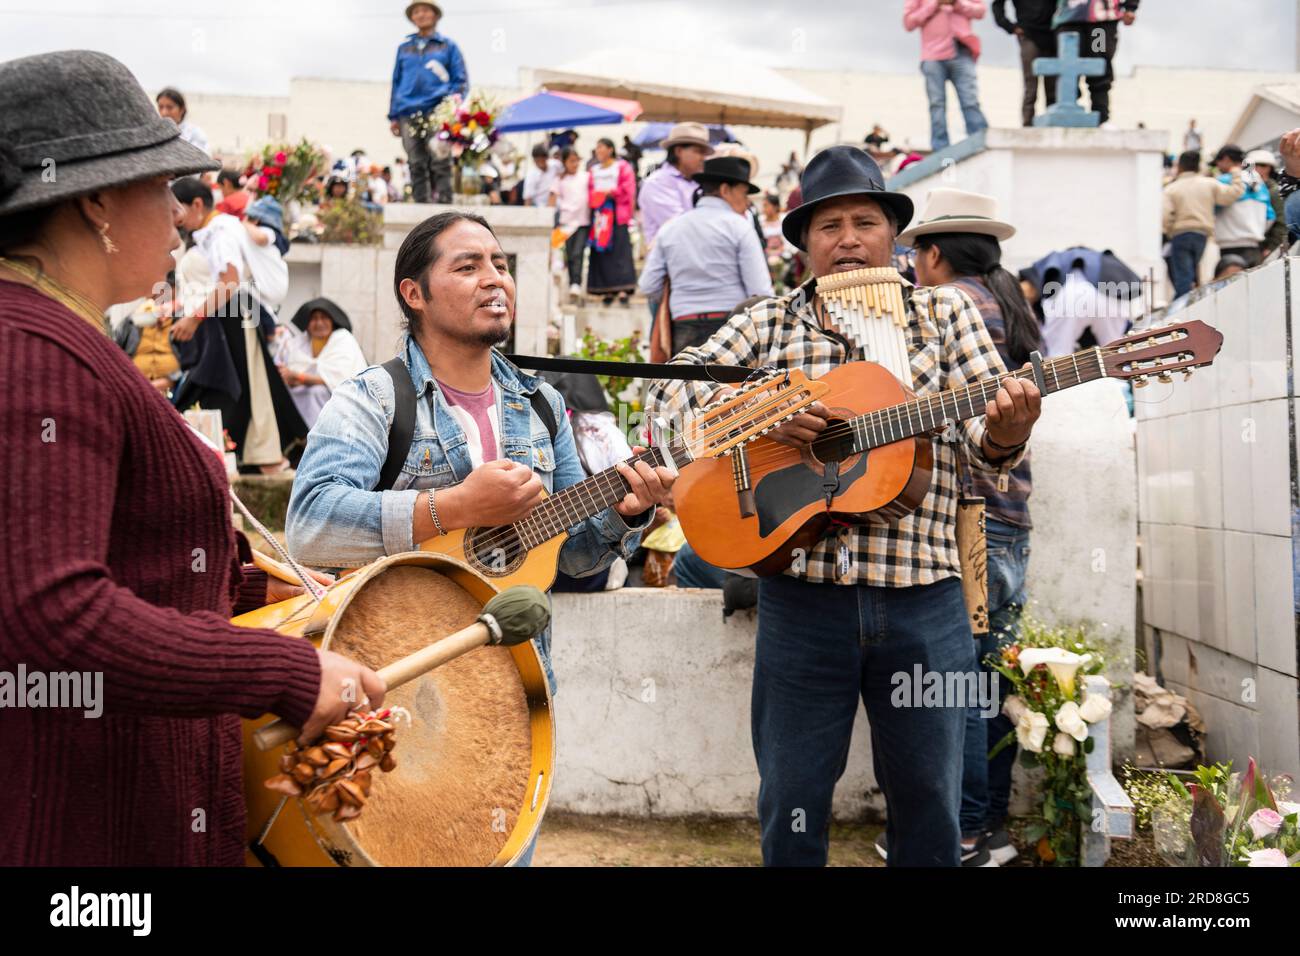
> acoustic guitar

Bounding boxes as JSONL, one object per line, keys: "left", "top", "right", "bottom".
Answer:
{"left": 671, "top": 320, "right": 1223, "bottom": 576}
{"left": 418, "top": 367, "right": 830, "bottom": 589}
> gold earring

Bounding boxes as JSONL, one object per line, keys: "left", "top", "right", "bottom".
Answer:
{"left": 99, "top": 222, "right": 119, "bottom": 255}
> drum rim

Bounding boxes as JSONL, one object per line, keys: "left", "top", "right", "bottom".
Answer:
{"left": 311, "top": 550, "right": 555, "bottom": 867}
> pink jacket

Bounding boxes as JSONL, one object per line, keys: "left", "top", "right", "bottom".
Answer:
{"left": 903, "top": 0, "right": 985, "bottom": 62}
{"left": 588, "top": 159, "right": 636, "bottom": 225}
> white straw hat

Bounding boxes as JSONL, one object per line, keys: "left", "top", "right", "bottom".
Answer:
{"left": 897, "top": 187, "right": 1015, "bottom": 246}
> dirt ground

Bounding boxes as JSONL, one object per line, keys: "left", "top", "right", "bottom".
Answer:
{"left": 531, "top": 812, "right": 1166, "bottom": 867}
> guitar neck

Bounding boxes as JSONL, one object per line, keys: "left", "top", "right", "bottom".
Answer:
{"left": 512, "top": 437, "right": 693, "bottom": 549}
{"left": 851, "top": 346, "right": 1107, "bottom": 451}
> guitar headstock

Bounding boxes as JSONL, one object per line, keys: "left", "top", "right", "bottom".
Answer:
{"left": 1103, "top": 319, "right": 1223, "bottom": 385}
{"left": 683, "top": 368, "right": 829, "bottom": 459}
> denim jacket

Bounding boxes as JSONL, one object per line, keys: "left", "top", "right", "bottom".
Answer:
{"left": 286, "top": 335, "right": 651, "bottom": 690}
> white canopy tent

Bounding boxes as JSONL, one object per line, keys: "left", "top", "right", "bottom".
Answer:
{"left": 529, "top": 48, "right": 841, "bottom": 149}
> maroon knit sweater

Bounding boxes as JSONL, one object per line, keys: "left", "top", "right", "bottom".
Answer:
{"left": 0, "top": 280, "right": 321, "bottom": 866}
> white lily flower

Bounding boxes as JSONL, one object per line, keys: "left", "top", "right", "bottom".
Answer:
{"left": 1018, "top": 647, "right": 1092, "bottom": 697}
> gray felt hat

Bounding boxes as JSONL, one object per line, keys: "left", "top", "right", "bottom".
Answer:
{"left": 0, "top": 50, "right": 219, "bottom": 217}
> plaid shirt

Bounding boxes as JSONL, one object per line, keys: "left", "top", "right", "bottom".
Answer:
{"left": 646, "top": 278, "right": 1024, "bottom": 589}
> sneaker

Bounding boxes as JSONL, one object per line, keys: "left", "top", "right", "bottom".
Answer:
{"left": 873, "top": 832, "right": 888, "bottom": 862}
{"left": 568, "top": 283, "right": 581, "bottom": 301}
{"left": 985, "top": 828, "right": 1019, "bottom": 865}
{"left": 961, "top": 834, "right": 998, "bottom": 867}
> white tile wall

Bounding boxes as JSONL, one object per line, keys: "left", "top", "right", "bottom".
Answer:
{"left": 1189, "top": 408, "right": 1223, "bottom": 530}
{"left": 1146, "top": 413, "right": 1172, "bottom": 525}
{"left": 1144, "top": 522, "right": 1174, "bottom": 633}
{"left": 1213, "top": 275, "right": 1251, "bottom": 408}
{"left": 1195, "top": 528, "right": 1227, "bottom": 655}
{"left": 1182, "top": 294, "right": 1221, "bottom": 413}
{"left": 1222, "top": 530, "right": 1258, "bottom": 663}
{"left": 1172, "top": 525, "right": 1200, "bottom": 643}
{"left": 1219, "top": 405, "right": 1254, "bottom": 533}
{"left": 1249, "top": 399, "right": 1291, "bottom": 537}
{"left": 1248, "top": 260, "right": 1288, "bottom": 403}
{"left": 1254, "top": 534, "right": 1297, "bottom": 677}
{"left": 1256, "top": 667, "right": 1300, "bottom": 780}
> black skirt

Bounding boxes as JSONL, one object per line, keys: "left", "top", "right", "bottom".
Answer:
{"left": 586, "top": 223, "right": 636, "bottom": 294}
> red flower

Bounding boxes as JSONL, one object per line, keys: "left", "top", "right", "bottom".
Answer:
{"left": 257, "top": 174, "right": 269, "bottom": 190}
{"left": 457, "top": 110, "right": 469, "bottom": 122}
{"left": 274, "top": 150, "right": 287, "bottom": 164}
{"left": 474, "top": 111, "right": 490, "bottom": 126}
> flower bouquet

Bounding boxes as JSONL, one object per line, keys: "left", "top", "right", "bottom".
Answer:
{"left": 428, "top": 89, "right": 502, "bottom": 167}
{"left": 244, "top": 138, "right": 326, "bottom": 206}
{"left": 988, "top": 620, "right": 1111, "bottom": 865}
{"left": 1134, "top": 759, "right": 1299, "bottom": 867}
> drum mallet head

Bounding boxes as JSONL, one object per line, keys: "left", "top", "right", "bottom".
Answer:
{"left": 479, "top": 586, "right": 550, "bottom": 646}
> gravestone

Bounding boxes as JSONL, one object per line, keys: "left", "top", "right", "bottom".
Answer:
{"left": 1033, "top": 32, "right": 1107, "bottom": 128}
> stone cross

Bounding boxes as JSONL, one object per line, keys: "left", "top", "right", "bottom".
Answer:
{"left": 1081, "top": 674, "right": 1135, "bottom": 866}
{"left": 1033, "top": 32, "right": 1107, "bottom": 128}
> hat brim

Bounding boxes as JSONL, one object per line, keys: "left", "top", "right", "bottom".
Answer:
{"left": 291, "top": 297, "right": 353, "bottom": 333}
{"left": 406, "top": 2, "right": 443, "bottom": 20}
{"left": 897, "top": 217, "right": 1016, "bottom": 246}
{"left": 0, "top": 134, "right": 218, "bottom": 216}
{"left": 695, "top": 174, "right": 760, "bottom": 194}
{"left": 662, "top": 138, "right": 714, "bottom": 152}
{"left": 781, "top": 188, "right": 915, "bottom": 252}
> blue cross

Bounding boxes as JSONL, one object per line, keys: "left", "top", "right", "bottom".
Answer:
{"left": 1032, "top": 32, "right": 1107, "bottom": 128}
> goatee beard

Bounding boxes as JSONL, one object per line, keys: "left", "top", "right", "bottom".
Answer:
{"left": 470, "top": 323, "right": 511, "bottom": 348}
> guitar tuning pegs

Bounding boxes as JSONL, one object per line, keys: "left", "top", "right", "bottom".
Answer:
{"left": 1133, "top": 375, "right": 1149, "bottom": 388}
{"left": 1183, "top": 370, "right": 1194, "bottom": 381}
{"left": 1157, "top": 372, "right": 1173, "bottom": 384}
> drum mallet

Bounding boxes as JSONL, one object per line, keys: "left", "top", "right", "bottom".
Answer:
{"left": 254, "top": 585, "right": 550, "bottom": 751}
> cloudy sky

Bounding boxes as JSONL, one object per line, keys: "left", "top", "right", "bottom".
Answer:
{"left": 1, "top": 0, "right": 1295, "bottom": 95}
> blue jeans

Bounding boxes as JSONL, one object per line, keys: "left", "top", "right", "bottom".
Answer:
{"left": 921, "top": 46, "right": 988, "bottom": 151}
{"left": 1168, "top": 232, "right": 1207, "bottom": 299}
{"left": 959, "top": 517, "right": 1030, "bottom": 836}
{"left": 672, "top": 541, "right": 729, "bottom": 589}
{"left": 753, "top": 574, "right": 975, "bottom": 866}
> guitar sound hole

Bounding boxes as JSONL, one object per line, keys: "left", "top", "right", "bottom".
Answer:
{"left": 465, "top": 526, "right": 527, "bottom": 576}
{"left": 810, "top": 418, "right": 858, "bottom": 465}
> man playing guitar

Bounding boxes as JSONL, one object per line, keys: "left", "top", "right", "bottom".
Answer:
{"left": 287, "top": 210, "right": 676, "bottom": 700}
{"left": 646, "top": 146, "right": 1041, "bottom": 867}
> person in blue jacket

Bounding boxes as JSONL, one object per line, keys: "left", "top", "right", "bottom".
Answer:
{"left": 389, "top": 2, "right": 468, "bottom": 204}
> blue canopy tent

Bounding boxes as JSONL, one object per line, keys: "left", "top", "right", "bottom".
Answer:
{"left": 496, "top": 90, "right": 643, "bottom": 133}
{"left": 631, "top": 122, "right": 736, "bottom": 149}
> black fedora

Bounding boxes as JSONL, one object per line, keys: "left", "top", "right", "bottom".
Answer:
{"left": 693, "top": 156, "right": 759, "bottom": 194}
{"left": 290, "top": 297, "right": 353, "bottom": 334}
{"left": 0, "top": 51, "right": 218, "bottom": 216}
{"left": 781, "top": 145, "right": 914, "bottom": 251}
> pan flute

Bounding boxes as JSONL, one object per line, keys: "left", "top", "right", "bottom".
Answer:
{"left": 816, "top": 267, "right": 912, "bottom": 385}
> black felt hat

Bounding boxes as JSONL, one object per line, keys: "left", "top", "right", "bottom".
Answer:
{"left": 0, "top": 51, "right": 218, "bottom": 216}
{"left": 693, "top": 155, "right": 759, "bottom": 194}
{"left": 781, "top": 145, "right": 914, "bottom": 252}
{"left": 291, "top": 297, "right": 353, "bottom": 333}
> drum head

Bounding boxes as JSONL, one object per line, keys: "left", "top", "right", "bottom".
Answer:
{"left": 315, "top": 561, "right": 541, "bottom": 866}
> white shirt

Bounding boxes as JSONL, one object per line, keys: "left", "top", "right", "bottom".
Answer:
{"left": 523, "top": 159, "right": 563, "bottom": 207}
{"left": 551, "top": 171, "right": 591, "bottom": 228}
{"left": 1040, "top": 268, "right": 1133, "bottom": 357}
{"left": 193, "top": 213, "right": 245, "bottom": 281}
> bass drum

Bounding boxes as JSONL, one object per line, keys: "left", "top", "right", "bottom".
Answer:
{"left": 236, "top": 551, "right": 554, "bottom": 866}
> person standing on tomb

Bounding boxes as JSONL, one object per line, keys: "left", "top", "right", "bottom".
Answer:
{"left": 992, "top": 0, "right": 1057, "bottom": 126}
{"left": 1245, "top": 149, "right": 1289, "bottom": 256}
{"left": 903, "top": 0, "right": 990, "bottom": 152}
{"left": 1163, "top": 151, "right": 1244, "bottom": 299}
{"left": 388, "top": 2, "right": 468, "bottom": 204}
{"left": 1051, "top": 0, "right": 1139, "bottom": 127}
{"left": 1184, "top": 119, "right": 1202, "bottom": 154}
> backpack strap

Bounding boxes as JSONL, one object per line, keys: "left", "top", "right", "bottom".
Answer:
{"left": 529, "top": 388, "right": 558, "bottom": 443}
{"left": 378, "top": 356, "right": 417, "bottom": 492}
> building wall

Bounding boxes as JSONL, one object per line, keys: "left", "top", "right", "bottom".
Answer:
{"left": 1136, "top": 257, "right": 1300, "bottom": 781}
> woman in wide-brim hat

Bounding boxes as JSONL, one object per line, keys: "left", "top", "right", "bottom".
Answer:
{"left": 0, "top": 50, "right": 383, "bottom": 866}
{"left": 276, "top": 297, "right": 368, "bottom": 428}
{"left": 903, "top": 186, "right": 1041, "bottom": 857}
